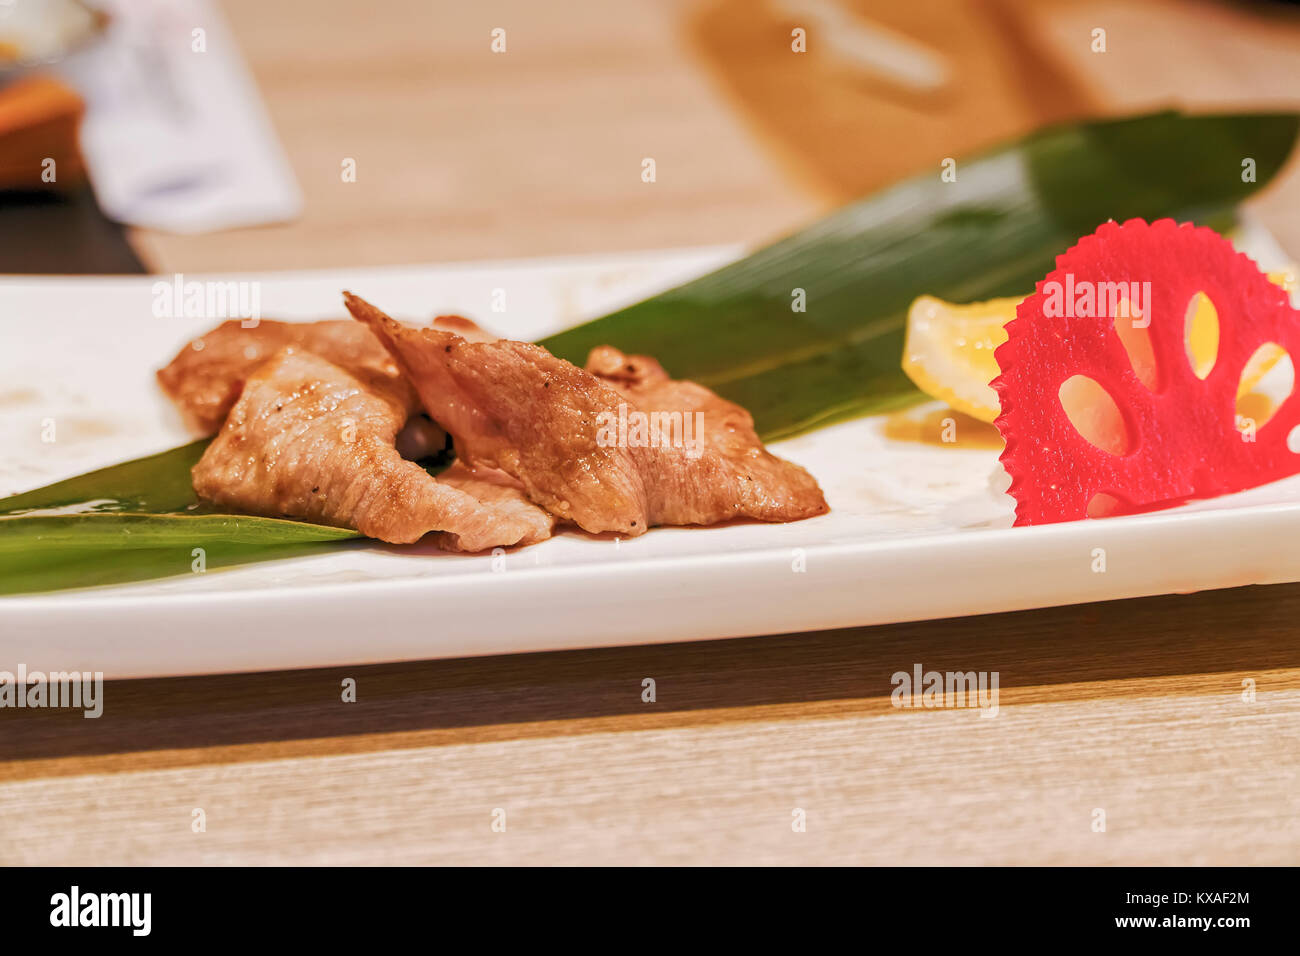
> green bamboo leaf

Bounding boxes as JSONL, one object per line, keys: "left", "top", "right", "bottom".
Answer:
{"left": 0, "top": 514, "right": 357, "bottom": 594}
{"left": 541, "top": 110, "right": 1300, "bottom": 439}
{"left": 0, "top": 440, "right": 211, "bottom": 516}
{"left": 0, "top": 442, "right": 360, "bottom": 593}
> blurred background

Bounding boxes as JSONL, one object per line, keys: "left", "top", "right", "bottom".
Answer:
{"left": 2, "top": 0, "right": 1299, "bottom": 275}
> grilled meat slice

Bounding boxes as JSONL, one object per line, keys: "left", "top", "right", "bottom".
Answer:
{"left": 192, "top": 348, "right": 553, "bottom": 550}
{"left": 158, "top": 319, "right": 402, "bottom": 436}
{"left": 434, "top": 460, "right": 556, "bottom": 551}
{"left": 584, "top": 345, "right": 828, "bottom": 527}
{"left": 344, "top": 293, "right": 827, "bottom": 535}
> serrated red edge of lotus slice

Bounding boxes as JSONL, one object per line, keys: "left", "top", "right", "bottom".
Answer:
{"left": 992, "top": 217, "right": 1300, "bottom": 526}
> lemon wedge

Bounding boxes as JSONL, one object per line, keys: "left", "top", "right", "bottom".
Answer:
{"left": 902, "top": 294, "right": 1018, "bottom": 423}
{"left": 903, "top": 268, "right": 1297, "bottom": 424}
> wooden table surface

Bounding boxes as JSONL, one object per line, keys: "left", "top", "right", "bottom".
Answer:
{"left": 4, "top": 0, "right": 1300, "bottom": 865}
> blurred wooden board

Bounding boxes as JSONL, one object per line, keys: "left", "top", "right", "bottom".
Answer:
{"left": 0, "top": 75, "right": 141, "bottom": 273}
{"left": 0, "top": 186, "right": 144, "bottom": 273}
{"left": 1027, "top": 0, "right": 1300, "bottom": 254}
{"left": 129, "top": 0, "right": 816, "bottom": 272}
{"left": 130, "top": 0, "right": 1300, "bottom": 272}
{"left": 2, "top": 584, "right": 1298, "bottom": 864}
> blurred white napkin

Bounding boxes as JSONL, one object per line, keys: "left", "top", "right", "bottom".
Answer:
{"left": 60, "top": 0, "right": 301, "bottom": 233}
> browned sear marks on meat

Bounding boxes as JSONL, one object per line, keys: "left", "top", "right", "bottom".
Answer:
{"left": 584, "top": 344, "right": 828, "bottom": 528}
{"left": 344, "top": 293, "right": 827, "bottom": 536}
{"left": 157, "top": 319, "right": 407, "bottom": 436}
{"left": 192, "top": 348, "right": 554, "bottom": 550}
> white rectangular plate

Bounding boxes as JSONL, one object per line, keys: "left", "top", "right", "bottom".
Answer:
{"left": 3, "top": 236, "right": 1300, "bottom": 678}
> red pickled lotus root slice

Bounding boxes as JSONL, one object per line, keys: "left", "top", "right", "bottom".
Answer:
{"left": 993, "top": 218, "right": 1300, "bottom": 525}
